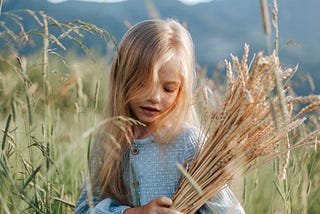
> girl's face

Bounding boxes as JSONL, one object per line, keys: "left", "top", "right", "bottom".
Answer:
{"left": 128, "top": 60, "right": 181, "bottom": 127}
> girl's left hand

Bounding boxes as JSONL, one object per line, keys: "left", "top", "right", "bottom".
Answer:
{"left": 124, "top": 196, "right": 183, "bottom": 214}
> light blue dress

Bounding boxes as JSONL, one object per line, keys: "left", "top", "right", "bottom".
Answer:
{"left": 75, "top": 124, "right": 245, "bottom": 213}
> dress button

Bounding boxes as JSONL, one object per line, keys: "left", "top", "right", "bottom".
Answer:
{"left": 131, "top": 146, "right": 139, "bottom": 155}
{"left": 132, "top": 181, "right": 139, "bottom": 187}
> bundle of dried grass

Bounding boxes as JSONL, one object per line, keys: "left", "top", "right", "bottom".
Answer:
{"left": 171, "top": 44, "right": 320, "bottom": 213}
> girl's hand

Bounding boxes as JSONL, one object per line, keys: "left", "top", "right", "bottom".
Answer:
{"left": 124, "top": 196, "right": 183, "bottom": 214}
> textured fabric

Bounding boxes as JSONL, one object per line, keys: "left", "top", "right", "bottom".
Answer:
{"left": 74, "top": 124, "right": 245, "bottom": 213}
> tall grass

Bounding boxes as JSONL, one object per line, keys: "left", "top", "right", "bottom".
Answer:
{"left": 0, "top": 9, "right": 114, "bottom": 213}
{"left": 0, "top": 3, "right": 319, "bottom": 214}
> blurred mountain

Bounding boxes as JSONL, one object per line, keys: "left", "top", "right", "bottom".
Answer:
{"left": 2, "top": 0, "right": 320, "bottom": 94}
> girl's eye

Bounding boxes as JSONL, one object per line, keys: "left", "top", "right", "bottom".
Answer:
{"left": 164, "top": 87, "right": 177, "bottom": 93}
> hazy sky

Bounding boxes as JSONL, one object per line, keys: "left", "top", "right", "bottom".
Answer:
{"left": 48, "top": 0, "right": 214, "bottom": 5}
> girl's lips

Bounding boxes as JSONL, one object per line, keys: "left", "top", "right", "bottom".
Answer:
{"left": 140, "top": 106, "right": 160, "bottom": 116}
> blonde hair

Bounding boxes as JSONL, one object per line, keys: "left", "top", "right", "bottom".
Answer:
{"left": 91, "top": 19, "right": 197, "bottom": 204}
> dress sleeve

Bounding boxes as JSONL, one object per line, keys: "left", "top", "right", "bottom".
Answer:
{"left": 197, "top": 185, "right": 245, "bottom": 214}
{"left": 74, "top": 178, "right": 131, "bottom": 214}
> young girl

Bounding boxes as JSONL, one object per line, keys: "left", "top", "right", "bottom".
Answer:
{"left": 75, "top": 19, "right": 245, "bottom": 214}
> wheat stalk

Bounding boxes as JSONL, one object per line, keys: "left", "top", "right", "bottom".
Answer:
{"left": 171, "top": 45, "right": 320, "bottom": 213}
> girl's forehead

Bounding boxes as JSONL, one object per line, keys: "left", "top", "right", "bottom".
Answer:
{"left": 156, "top": 59, "right": 182, "bottom": 83}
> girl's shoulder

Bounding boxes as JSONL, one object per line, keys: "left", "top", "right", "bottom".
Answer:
{"left": 173, "top": 123, "right": 201, "bottom": 160}
{"left": 179, "top": 123, "right": 201, "bottom": 143}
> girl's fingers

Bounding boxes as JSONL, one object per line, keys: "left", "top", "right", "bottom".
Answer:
{"left": 156, "top": 196, "right": 173, "bottom": 207}
{"left": 155, "top": 197, "right": 183, "bottom": 214}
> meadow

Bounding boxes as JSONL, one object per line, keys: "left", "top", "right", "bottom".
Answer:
{"left": 1, "top": 2, "right": 320, "bottom": 214}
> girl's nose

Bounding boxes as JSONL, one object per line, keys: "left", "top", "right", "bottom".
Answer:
{"left": 148, "top": 86, "right": 161, "bottom": 103}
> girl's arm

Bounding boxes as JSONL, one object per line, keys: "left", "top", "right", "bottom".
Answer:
{"left": 124, "top": 197, "right": 182, "bottom": 214}
{"left": 74, "top": 178, "right": 130, "bottom": 214}
{"left": 75, "top": 179, "right": 182, "bottom": 214}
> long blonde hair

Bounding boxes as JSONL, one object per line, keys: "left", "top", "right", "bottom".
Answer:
{"left": 91, "top": 19, "right": 197, "bottom": 204}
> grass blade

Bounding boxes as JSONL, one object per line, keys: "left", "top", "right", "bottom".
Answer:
{"left": 0, "top": 0, "right": 3, "bottom": 16}
{"left": 25, "top": 93, "right": 33, "bottom": 126}
{"left": 2, "top": 114, "right": 12, "bottom": 151}
{"left": 176, "top": 163, "right": 203, "bottom": 196}
{"left": 50, "top": 196, "right": 75, "bottom": 208}
{"left": 22, "top": 164, "right": 42, "bottom": 190}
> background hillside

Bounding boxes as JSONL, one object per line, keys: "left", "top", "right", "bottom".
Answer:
{"left": 2, "top": 0, "right": 320, "bottom": 93}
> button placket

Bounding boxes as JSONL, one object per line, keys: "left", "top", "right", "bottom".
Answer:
{"left": 131, "top": 162, "right": 141, "bottom": 206}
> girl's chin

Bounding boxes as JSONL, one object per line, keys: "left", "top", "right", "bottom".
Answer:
{"left": 136, "top": 115, "right": 159, "bottom": 125}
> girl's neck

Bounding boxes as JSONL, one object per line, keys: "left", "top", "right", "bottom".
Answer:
{"left": 133, "top": 123, "right": 172, "bottom": 140}
{"left": 133, "top": 124, "right": 154, "bottom": 139}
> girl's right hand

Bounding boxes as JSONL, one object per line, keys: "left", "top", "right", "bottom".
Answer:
{"left": 124, "top": 196, "right": 183, "bottom": 214}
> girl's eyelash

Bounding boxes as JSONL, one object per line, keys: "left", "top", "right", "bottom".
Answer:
{"left": 164, "top": 87, "right": 175, "bottom": 92}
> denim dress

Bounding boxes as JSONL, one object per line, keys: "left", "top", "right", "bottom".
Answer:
{"left": 75, "top": 124, "right": 245, "bottom": 214}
